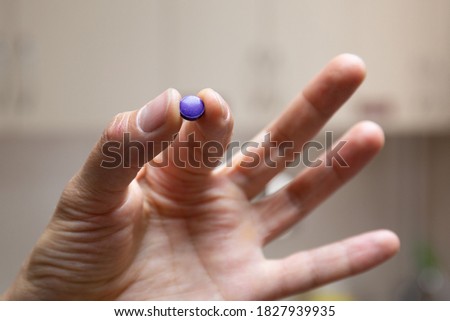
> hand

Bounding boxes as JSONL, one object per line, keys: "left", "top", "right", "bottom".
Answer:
{"left": 4, "top": 54, "right": 399, "bottom": 300}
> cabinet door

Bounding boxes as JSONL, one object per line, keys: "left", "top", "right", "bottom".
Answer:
{"left": 153, "top": 0, "right": 259, "bottom": 136}
{"left": 5, "top": 0, "right": 163, "bottom": 132}
{"left": 346, "top": 0, "right": 450, "bottom": 134}
{"left": 272, "top": 0, "right": 450, "bottom": 134}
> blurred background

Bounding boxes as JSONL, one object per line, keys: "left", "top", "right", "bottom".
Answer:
{"left": 1, "top": 0, "right": 450, "bottom": 300}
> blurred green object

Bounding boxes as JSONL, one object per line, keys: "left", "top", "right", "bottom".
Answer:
{"left": 416, "top": 243, "right": 439, "bottom": 270}
{"left": 398, "top": 242, "right": 449, "bottom": 300}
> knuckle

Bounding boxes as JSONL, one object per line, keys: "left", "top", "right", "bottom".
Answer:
{"left": 103, "top": 112, "right": 131, "bottom": 143}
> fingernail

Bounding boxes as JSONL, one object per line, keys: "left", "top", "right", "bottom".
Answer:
{"left": 215, "top": 91, "right": 229, "bottom": 120}
{"left": 138, "top": 90, "right": 169, "bottom": 132}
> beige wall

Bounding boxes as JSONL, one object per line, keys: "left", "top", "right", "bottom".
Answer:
{"left": 1, "top": 133, "right": 449, "bottom": 299}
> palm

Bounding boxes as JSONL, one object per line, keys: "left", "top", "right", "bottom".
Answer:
{"left": 4, "top": 55, "right": 399, "bottom": 301}
{"left": 118, "top": 168, "right": 263, "bottom": 300}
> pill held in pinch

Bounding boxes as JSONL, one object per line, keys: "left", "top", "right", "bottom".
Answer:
{"left": 180, "top": 95, "right": 205, "bottom": 121}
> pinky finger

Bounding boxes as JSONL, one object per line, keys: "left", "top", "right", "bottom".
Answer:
{"left": 263, "top": 230, "right": 400, "bottom": 300}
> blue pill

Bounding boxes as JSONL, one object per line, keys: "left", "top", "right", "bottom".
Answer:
{"left": 180, "top": 95, "right": 205, "bottom": 121}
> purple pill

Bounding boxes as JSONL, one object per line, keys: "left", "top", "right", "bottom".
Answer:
{"left": 180, "top": 95, "right": 205, "bottom": 121}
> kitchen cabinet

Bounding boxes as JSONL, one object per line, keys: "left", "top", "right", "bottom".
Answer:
{"left": 0, "top": 0, "right": 449, "bottom": 134}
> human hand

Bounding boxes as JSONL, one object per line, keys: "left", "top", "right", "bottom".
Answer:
{"left": 3, "top": 54, "right": 399, "bottom": 300}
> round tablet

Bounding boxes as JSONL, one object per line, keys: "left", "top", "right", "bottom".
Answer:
{"left": 180, "top": 95, "right": 205, "bottom": 121}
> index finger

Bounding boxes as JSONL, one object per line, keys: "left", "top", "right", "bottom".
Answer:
{"left": 224, "top": 54, "right": 366, "bottom": 198}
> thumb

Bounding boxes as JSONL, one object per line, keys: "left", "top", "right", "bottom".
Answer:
{"left": 64, "top": 89, "right": 182, "bottom": 213}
